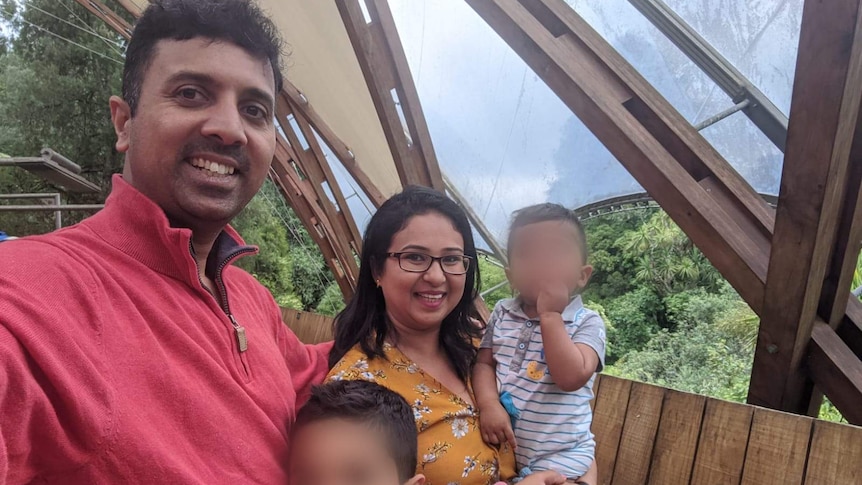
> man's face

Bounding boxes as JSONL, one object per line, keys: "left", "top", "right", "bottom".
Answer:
{"left": 111, "top": 38, "right": 277, "bottom": 230}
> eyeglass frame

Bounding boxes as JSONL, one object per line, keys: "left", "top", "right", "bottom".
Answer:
{"left": 386, "top": 252, "right": 473, "bottom": 275}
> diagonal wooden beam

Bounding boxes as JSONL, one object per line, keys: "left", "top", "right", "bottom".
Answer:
{"left": 465, "top": 0, "right": 773, "bottom": 311}
{"left": 748, "top": 0, "right": 862, "bottom": 418}
{"left": 114, "top": 0, "right": 143, "bottom": 17}
{"left": 280, "top": 85, "right": 387, "bottom": 208}
{"left": 74, "top": 0, "right": 132, "bottom": 38}
{"left": 336, "top": 0, "right": 445, "bottom": 191}
{"left": 271, "top": 136, "right": 357, "bottom": 298}
{"left": 275, "top": 96, "right": 363, "bottom": 264}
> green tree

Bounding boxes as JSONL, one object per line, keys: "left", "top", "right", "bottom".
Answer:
{"left": 230, "top": 180, "right": 302, "bottom": 309}
{"left": 478, "top": 255, "right": 511, "bottom": 308}
{"left": 618, "top": 211, "right": 722, "bottom": 297}
{"left": 0, "top": 0, "right": 128, "bottom": 235}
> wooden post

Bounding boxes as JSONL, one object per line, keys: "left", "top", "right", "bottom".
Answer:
{"left": 748, "top": 0, "right": 862, "bottom": 416}
{"left": 336, "top": 0, "right": 445, "bottom": 191}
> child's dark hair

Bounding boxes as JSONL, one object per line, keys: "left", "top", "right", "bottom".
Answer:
{"left": 507, "top": 203, "right": 588, "bottom": 261}
{"left": 294, "top": 380, "right": 417, "bottom": 482}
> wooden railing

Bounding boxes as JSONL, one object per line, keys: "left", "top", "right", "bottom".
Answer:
{"left": 282, "top": 308, "right": 862, "bottom": 484}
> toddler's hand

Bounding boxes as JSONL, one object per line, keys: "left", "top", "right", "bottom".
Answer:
{"left": 536, "top": 281, "right": 570, "bottom": 315}
{"left": 479, "top": 402, "right": 517, "bottom": 449}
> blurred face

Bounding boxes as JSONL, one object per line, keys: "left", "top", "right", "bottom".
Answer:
{"left": 110, "top": 38, "right": 277, "bottom": 232}
{"left": 377, "top": 212, "right": 467, "bottom": 335}
{"left": 506, "top": 220, "right": 592, "bottom": 304}
{"left": 290, "top": 418, "right": 423, "bottom": 485}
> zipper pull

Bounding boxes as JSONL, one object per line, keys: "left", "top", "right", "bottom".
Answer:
{"left": 228, "top": 314, "right": 248, "bottom": 352}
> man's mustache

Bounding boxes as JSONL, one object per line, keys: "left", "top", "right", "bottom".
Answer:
{"left": 179, "top": 140, "right": 250, "bottom": 171}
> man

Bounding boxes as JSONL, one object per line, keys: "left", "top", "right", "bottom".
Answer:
{"left": 0, "top": 1, "right": 331, "bottom": 483}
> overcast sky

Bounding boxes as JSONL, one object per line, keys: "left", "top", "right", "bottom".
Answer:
{"left": 378, "top": 0, "right": 801, "bottom": 245}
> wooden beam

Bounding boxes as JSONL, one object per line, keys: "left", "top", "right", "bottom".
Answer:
{"left": 748, "top": 0, "right": 862, "bottom": 414}
{"left": 465, "top": 0, "right": 773, "bottom": 312}
{"left": 114, "top": 0, "right": 143, "bottom": 17}
{"left": 285, "top": 101, "right": 364, "bottom": 252}
{"left": 275, "top": 96, "right": 363, "bottom": 272}
{"left": 73, "top": 0, "right": 132, "bottom": 39}
{"left": 280, "top": 85, "right": 387, "bottom": 207}
{"left": 271, "top": 137, "right": 357, "bottom": 299}
{"left": 336, "top": 0, "right": 445, "bottom": 191}
{"left": 808, "top": 322, "right": 862, "bottom": 424}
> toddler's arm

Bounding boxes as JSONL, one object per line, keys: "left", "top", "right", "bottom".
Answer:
{"left": 537, "top": 283, "right": 602, "bottom": 392}
{"left": 473, "top": 348, "right": 517, "bottom": 448}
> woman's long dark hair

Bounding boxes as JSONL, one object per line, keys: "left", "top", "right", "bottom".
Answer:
{"left": 329, "top": 186, "right": 482, "bottom": 382}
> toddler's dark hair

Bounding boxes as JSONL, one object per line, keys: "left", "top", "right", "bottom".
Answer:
{"left": 294, "top": 380, "right": 417, "bottom": 481}
{"left": 507, "top": 203, "right": 588, "bottom": 261}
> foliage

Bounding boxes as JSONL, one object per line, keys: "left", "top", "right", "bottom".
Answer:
{"left": 315, "top": 281, "right": 346, "bottom": 317}
{"left": 617, "top": 211, "right": 722, "bottom": 297}
{"left": 607, "top": 295, "right": 757, "bottom": 403}
{"left": 230, "top": 181, "right": 300, "bottom": 309}
{"left": 478, "top": 255, "right": 511, "bottom": 309}
{"left": 0, "top": 0, "right": 127, "bottom": 235}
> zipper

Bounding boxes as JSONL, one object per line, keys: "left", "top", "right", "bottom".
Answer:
{"left": 189, "top": 240, "right": 256, "bottom": 373}
{"left": 213, "top": 245, "right": 257, "bottom": 354}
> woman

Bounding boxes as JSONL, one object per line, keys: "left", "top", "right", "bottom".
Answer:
{"left": 328, "top": 187, "right": 568, "bottom": 485}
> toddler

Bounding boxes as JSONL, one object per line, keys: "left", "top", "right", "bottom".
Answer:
{"left": 474, "top": 203, "right": 605, "bottom": 484}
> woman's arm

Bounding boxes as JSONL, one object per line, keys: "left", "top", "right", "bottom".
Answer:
{"left": 473, "top": 348, "right": 517, "bottom": 448}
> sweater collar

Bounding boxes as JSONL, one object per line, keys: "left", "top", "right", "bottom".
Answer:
{"left": 83, "top": 175, "right": 258, "bottom": 284}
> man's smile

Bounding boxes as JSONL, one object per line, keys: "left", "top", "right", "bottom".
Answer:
{"left": 189, "top": 157, "right": 237, "bottom": 175}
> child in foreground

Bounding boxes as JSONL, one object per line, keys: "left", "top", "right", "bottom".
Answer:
{"left": 289, "top": 380, "right": 425, "bottom": 485}
{"left": 473, "top": 203, "right": 605, "bottom": 484}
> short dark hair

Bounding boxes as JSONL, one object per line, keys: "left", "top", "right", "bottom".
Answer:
{"left": 294, "top": 380, "right": 418, "bottom": 482}
{"left": 123, "top": 0, "right": 284, "bottom": 115}
{"left": 507, "top": 203, "right": 588, "bottom": 261}
{"left": 329, "top": 186, "right": 482, "bottom": 382}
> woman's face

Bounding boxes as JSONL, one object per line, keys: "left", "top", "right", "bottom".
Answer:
{"left": 378, "top": 212, "right": 467, "bottom": 336}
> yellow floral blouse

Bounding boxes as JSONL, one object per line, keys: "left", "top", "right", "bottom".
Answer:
{"left": 328, "top": 343, "right": 516, "bottom": 485}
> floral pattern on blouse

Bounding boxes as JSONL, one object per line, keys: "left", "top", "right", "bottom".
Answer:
{"left": 328, "top": 343, "right": 516, "bottom": 485}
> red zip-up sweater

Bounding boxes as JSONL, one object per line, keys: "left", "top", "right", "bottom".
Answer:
{"left": 0, "top": 175, "right": 333, "bottom": 484}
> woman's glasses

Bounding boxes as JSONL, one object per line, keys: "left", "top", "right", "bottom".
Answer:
{"left": 387, "top": 252, "right": 472, "bottom": 275}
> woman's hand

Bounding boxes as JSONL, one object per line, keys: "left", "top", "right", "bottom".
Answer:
{"left": 479, "top": 401, "right": 517, "bottom": 449}
{"left": 518, "top": 470, "right": 567, "bottom": 485}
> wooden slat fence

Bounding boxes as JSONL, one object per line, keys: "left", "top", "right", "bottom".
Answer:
{"left": 282, "top": 308, "right": 862, "bottom": 484}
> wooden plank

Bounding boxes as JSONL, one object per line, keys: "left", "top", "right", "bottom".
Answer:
{"left": 271, "top": 139, "right": 356, "bottom": 298}
{"left": 647, "top": 389, "right": 706, "bottom": 485}
{"left": 464, "top": 0, "right": 773, "bottom": 315}
{"left": 282, "top": 307, "right": 335, "bottom": 344}
{"left": 739, "top": 408, "right": 812, "bottom": 485}
{"left": 820, "top": 94, "right": 862, "bottom": 329}
{"left": 280, "top": 86, "right": 387, "bottom": 207}
{"left": 750, "top": 0, "right": 862, "bottom": 414}
{"left": 690, "top": 399, "right": 753, "bottom": 485}
{"left": 72, "top": 0, "right": 132, "bottom": 38}
{"left": 276, "top": 96, "right": 363, "bottom": 280}
{"left": 591, "top": 375, "right": 632, "bottom": 485}
{"left": 289, "top": 103, "right": 364, "bottom": 252}
{"left": 803, "top": 420, "right": 862, "bottom": 484}
{"left": 610, "top": 381, "right": 665, "bottom": 485}
{"left": 336, "top": 0, "right": 445, "bottom": 191}
{"left": 808, "top": 321, "right": 862, "bottom": 424}
{"left": 115, "top": 0, "right": 143, "bottom": 16}
{"left": 590, "top": 373, "right": 602, "bottom": 411}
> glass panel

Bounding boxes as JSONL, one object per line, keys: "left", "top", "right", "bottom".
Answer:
{"left": 664, "top": 0, "right": 804, "bottom": 115}
{"left": 389, "top": 0, "right": 790, "bottom": 241}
